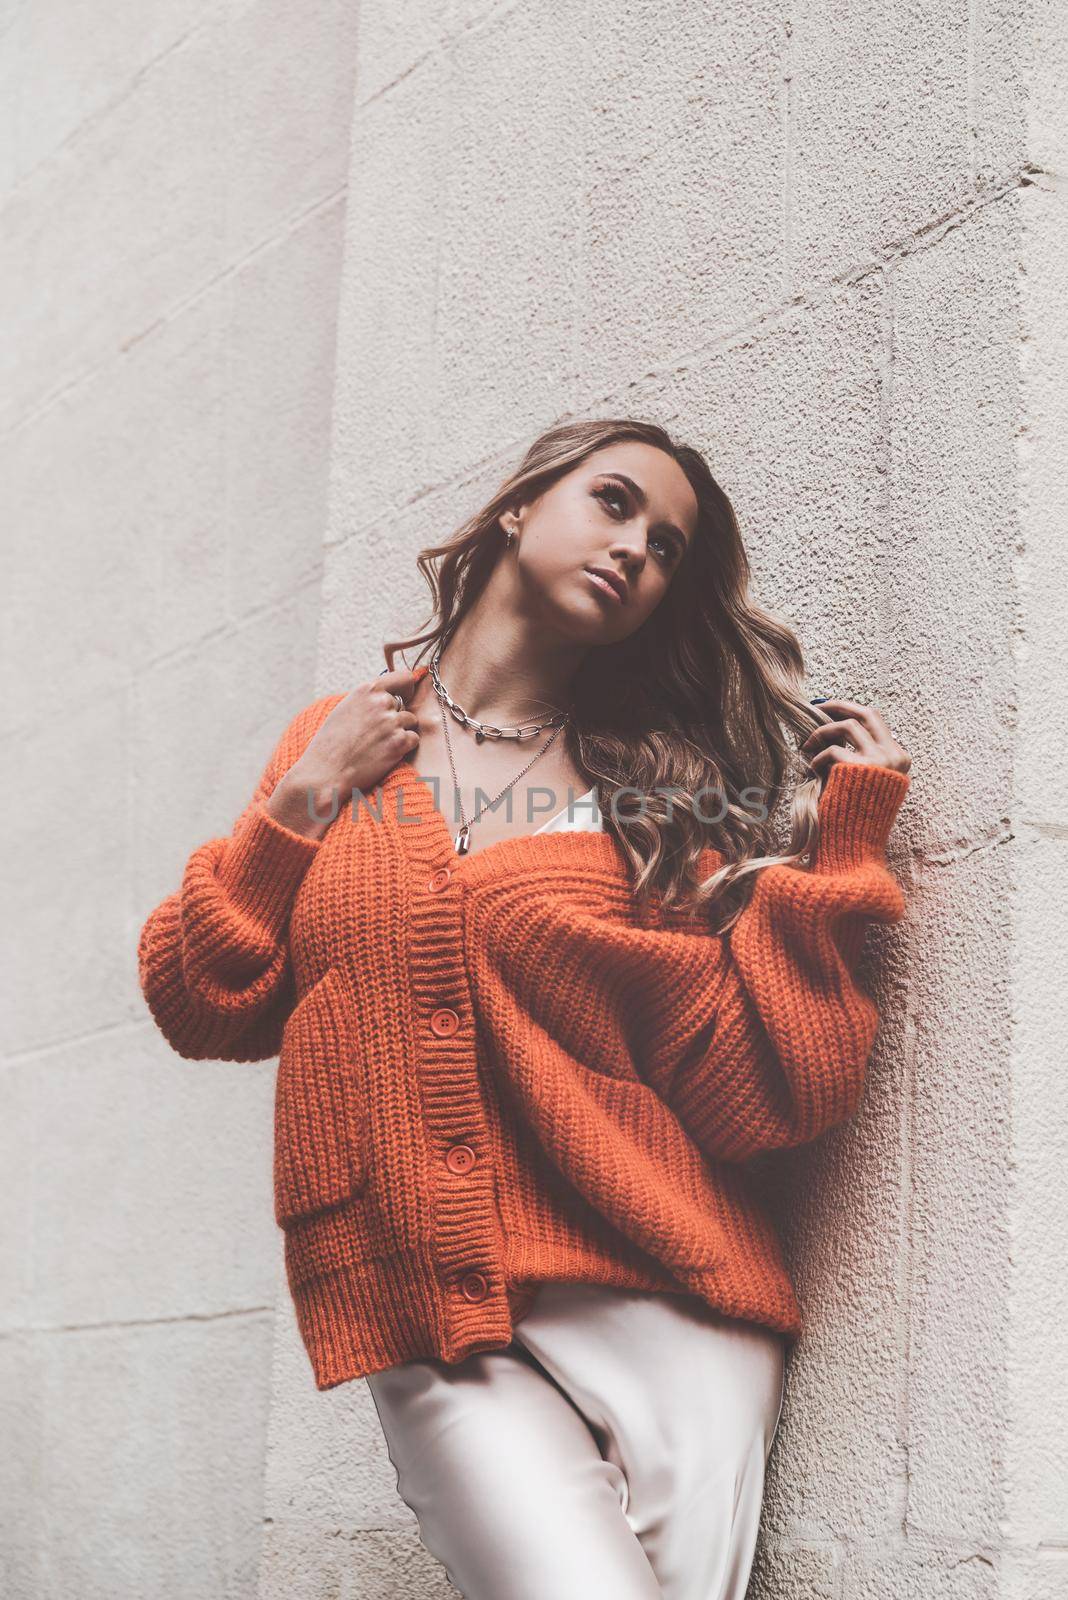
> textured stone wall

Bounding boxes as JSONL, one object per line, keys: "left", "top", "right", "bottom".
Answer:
{"left": 3, "top": 2, "right": 1064, "bottom": 1596}
{"left": 276, "top": 4, "right": 1067, "bottom": 1598}
{"left": 0, "top": 2, "right": 360, "bottom": 1594}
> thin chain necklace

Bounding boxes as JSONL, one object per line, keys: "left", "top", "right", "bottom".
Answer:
{"left": 428, "top": 633, "right": 568, "bottom": 743}
{"left": 429, "top": 635, "right": 572, "bottom": 856}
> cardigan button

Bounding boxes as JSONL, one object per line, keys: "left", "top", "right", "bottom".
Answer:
{"left": 460, "top": 1271, "right": 489, "bottom": 1302}
{"left": 430, "top": 1007, "right": 460, "bottom": 1037}
{"left": 445, "top": 1143, "right": 476, "bottom": 1175}
{"left": 428, "top": 867, "right": 452, "bottom": 893}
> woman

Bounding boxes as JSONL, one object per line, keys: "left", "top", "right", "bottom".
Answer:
{"left": 138, "top": 418, "right": 912, "bottom": 1600}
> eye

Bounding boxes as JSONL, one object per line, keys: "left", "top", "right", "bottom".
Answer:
{"left": 648, "top": 532, "right": 678, "bottom": 563}
{"left": 593, "top": 481, "right": 682, "bottom": 566}
{"left": 593, "top": 483, "right": 628, "bottom": 516}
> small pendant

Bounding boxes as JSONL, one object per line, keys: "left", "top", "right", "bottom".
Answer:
{"left": 455, "top": 824, "right": 471, "bottom": 855}
{"left": 475, "top": 728, "right": 485, "bottom": 744}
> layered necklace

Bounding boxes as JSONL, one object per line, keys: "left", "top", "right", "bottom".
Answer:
{"left": 428, "top": 634, "right": 572, "bottom": 856}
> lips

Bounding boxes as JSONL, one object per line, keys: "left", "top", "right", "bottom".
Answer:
{"left": 584, "top": 565, "right": 627, "bottom": 604}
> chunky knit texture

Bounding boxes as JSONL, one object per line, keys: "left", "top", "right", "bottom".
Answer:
{"left": 137, "top": 672, "right": 911, "bottom": 1390}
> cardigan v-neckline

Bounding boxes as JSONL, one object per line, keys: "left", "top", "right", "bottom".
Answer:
{"left": 532, "top": 786, "right": 601, "bottom": 834}
{"left": 389, "top": 755, "right": 622, "bottom": 879}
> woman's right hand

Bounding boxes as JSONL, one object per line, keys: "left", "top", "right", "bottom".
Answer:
{"left": 265, "top": 668, "right": 423, "bottom": 840}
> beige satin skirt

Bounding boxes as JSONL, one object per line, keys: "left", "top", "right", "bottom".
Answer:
{"left": 365, "top": 1283, "right": 787, "bottom": 1600}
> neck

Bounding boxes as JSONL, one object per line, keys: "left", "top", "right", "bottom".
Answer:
{"left": 435, "top": 602, "right": 587, "bottom": 727}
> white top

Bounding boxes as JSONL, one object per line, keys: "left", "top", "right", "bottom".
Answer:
{"left": 532, "top": 786, "right": 603, "bottom": 835}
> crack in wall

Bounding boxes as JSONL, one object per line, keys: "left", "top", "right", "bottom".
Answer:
{"left": 0, "top": 1305, "right": 273, "bottom": 1337}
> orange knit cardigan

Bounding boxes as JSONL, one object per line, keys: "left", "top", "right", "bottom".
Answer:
{"left": 137, "top": 677, "right": 911, "bottom": 1391}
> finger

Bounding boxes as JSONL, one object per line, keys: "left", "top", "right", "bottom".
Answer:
{"left": 801, "top": 717, "right": 879, "bottom": 755}
{"left": 373, "top": 681, "right": 423, "bottom": 716}
{"left": 808, "top": 698, "right": 889, "bottom": 736}
{"left": 806, "top": 743, "right": 864, "bottom": 776}
{"left": 376, "top": 665, "right": 425, "bottom": 701}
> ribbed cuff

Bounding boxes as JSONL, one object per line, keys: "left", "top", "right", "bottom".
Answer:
{"left": 215, "top": 800, "right": 323, "bottom": 941}
{"left": 814, "top": 761, "right": 911, "bottom": 874}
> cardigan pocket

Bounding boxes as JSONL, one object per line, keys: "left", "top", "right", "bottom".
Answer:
{"left": 273, "top": 964, "right": 368, "bottom": 1226}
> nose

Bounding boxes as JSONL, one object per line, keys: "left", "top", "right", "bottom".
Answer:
{"left": 608, "top": 533, "right": 647, "bottom": 572}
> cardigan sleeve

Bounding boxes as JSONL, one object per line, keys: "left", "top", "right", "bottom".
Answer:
{"left": 136, "top": 694, "right": 344, "bottom": 1063}
{"left": 665, "top": 760, "right": 911, "bottom": 1163}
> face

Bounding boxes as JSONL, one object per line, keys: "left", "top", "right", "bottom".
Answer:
{"left": 505, "top": 441, "right": 700, "bottom": 642}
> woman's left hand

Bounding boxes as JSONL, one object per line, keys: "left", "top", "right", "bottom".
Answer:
{"left": 800, "top": 699, "right": 912, "bottom": 782}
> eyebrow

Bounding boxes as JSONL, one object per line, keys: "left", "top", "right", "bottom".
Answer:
{"left": 598, "top": 472, "right": 690, "bottom": 551}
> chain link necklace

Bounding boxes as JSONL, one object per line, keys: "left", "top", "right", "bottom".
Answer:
{"left": 428, "top": 635, "right": 572, "bottom": 856}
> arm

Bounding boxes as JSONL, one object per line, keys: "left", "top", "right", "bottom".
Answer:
{"left": 666, "top": 760, "right": 911, "bottom": 1163}
{"left": 136, "top": 695, "right": 344, "bottom": 1062}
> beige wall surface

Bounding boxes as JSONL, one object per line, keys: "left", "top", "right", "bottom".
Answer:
{"left": 1, "top": 0, "right": 360, "bottom": 1593}
{"left": 2, "top": 2, "right": 1066, "bottom": 1597}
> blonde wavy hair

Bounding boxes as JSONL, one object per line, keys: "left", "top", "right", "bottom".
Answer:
{"left": 383, "top": 418, "right": 834, "bottom": 934}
